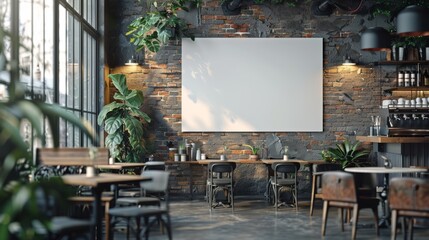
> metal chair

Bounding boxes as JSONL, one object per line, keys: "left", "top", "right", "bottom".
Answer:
{"left": 389, "top": 177, "right": 429, "bottom": 240}
{"left": 321, "top": 171, "right": 379, "bottom": 240}
{"left": 270, "top": 162, "right": 300, "bottom": 211}
{"left": 207, "top": 162, "right": 236, "bottom": 211}
{"left": 309, "top": 163, "right": 342, "bottom": 216}
{"left": 109, "top": 170, "right": 171, "bottom": 240}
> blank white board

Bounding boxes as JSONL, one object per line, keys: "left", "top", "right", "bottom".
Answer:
{"left": 181, "top": 38, "right": 323, "bottom": 132}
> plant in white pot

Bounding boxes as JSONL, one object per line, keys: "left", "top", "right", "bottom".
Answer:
{"left": 97, "top": 74, "right": 151, "bottom": 163}
{"left": 243, "top": 144, "right": 260, "bottom": 160}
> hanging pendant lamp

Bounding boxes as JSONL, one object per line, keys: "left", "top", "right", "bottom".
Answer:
{"left": 361, "top": 27, "right": 391, "bottom": 51}
{"left": 396, "top": 5, "right": 429, "bottom": 37}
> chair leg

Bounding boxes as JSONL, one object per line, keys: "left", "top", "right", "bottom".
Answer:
{"left": 391, "top": 210, "right": 398, "bottom": 240}
{"left": 105, "top": 202, "right": 111, "bottom": 240}
{"left": 165, "top": 213, "right": 173, "bottom": 240}
{"left": 408, "top": 217, "right": 414, "bottom": 240}
{"left": 351, "top": 204, "right": 359, "bottom": 240}
{"left": 321, "top": 200, "right": 329, "bottom": 236}
{"left": 144, "top": 217, "right": 149, "bottom": 240}
{"left": 401, "top": 217, "right": 407, "bottom": 240}
{"left": 136, "top": 217, "right": 141, "bottom": 240}
{"left": 310, "top": 175, "right": 317, "bottom": 216}
{"left": 338, "top": 208, "right": 344, "bottom": 232}
{"left": 273, "top": 184, "right": 278, "bottom": 211}
{"left": 294, "top": 185, "right": 298, "bottom": 211}
{"left": 371, "top": 206, "right": 379, "bottom": 236}
{"left": 126, "top": 218, "right": 130, "bottom": 240}
{"left": 231, "top": 186, "right": 234, "bottom": 211}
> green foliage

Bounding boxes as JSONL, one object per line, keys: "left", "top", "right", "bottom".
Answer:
{"left": 127, "top": 0, "right": 200, "bottom": 53}
{"left": 370, "top": 0, "right": 429, "bottom": 21}
{"left": 0, "top": 26, "right": 97, "bottom": 239}
{"left": 323, "top": 140, "right": 369, "bottom": 169}
{"left": 243, "top": 144, "right": 260, "bottom": 155}
{"left": 98, "top": 74, "right": 151, "bottom": 163}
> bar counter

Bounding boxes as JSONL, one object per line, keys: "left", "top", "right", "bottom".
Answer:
{"left": 356, "top": 135, "right": 429, "bottom": 173}
{"left": 356, "top": 136, "right": 429, "bottom": 143}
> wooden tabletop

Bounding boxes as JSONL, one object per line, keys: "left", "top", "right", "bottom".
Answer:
{"left": 344, "top": 167, "right": 428, "bottom": 174}
{"left": 166, "top": 159, "right": 325, "bottom": 165}
{"left": 356, "top": 136, "right": 429, "bottom": 143}
{"left": 61, "top": 173, "right": 150, "bottom": 187}
{"left": 96, "top": 162, "right": 146, "bottom": 170}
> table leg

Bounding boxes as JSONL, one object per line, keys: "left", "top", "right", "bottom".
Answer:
{"left": 378, "top": 173, "right": 390, "bottom": 228}
{"left": 189, "top": 164, "right": 194, "bottom": 200}
{"left": 92, "top": 187, "right": 103, "bottom": 240}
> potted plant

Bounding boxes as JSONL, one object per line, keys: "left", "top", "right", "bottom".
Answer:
{"left": 97, "top": 74, "right": 151, "bottom": 163}
{"left": 127, "top": 0, "right": 200, "bottom": 53}
{"left": 243, "top": 144, "right": 260, "bottom": 160}
{"left": 322, "top": 140, "right": 369, "bottom": 169}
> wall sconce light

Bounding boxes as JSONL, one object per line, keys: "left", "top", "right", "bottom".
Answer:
{"left": 396, "top": 5, "right": 429, "bottom": 37}
{"left": 125, "top": 55, "right": 139, "bottom": 66}
{"left": 342, "top": 55, "right": 356, "bottom": 66}
{"left": 361, "top": 27, "right": 391, "bottom": 51}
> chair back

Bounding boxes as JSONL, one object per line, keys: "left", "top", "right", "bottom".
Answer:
{"left": 143, "top": 161, "right": 166, "bottom": 171}
{"left": 389, "top": 177, "right": 429, "bottom": 212}
{"left": 272, "top": 162, "right": 300, "bottom": 173}
{"left": 140, "top": 170, "right": 170, "bottom": 193}
{"left": 209, "top": 162, "right": 236, "bottom": 174}
{"left": 321, "top": 171, "right": 357, "bottom": 203}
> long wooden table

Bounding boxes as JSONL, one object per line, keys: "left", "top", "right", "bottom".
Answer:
{"left": 168, "top": 159, "right": 325, "bottom": 199}
{"left": 62, "top": 173, "right": 151, "bottom": 240}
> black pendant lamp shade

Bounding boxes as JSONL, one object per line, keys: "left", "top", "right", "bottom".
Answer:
{"left": 396, "top": 5, "right": 429, "bottom": 37}
{"left": 361, "top": 27, "right": 391, "bottom": 51}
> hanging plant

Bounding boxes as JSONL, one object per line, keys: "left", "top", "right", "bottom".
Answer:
{"left": 127, "top": 0, "right": 201, "bottom": 53}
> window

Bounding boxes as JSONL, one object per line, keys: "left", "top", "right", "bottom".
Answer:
{"left": 0, "top": 0, "right": 103, "bottom": 147}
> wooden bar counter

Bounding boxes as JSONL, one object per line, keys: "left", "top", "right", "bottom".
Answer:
{"left": 356, "top": 135, "right": 429, "bottom": 171}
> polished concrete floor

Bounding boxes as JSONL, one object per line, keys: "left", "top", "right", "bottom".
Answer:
{"left": 112, "top": 197, "right": 429, "bottom": 240}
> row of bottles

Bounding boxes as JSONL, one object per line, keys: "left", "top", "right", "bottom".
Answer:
{"left": 397, "top": 69, "right": 429, "bottom": 87}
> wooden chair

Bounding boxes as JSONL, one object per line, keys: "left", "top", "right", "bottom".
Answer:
{"left": 389, "top": 177, "right": 429, "bottom": 240}
{"left": 109, "top": 171, "right": 172, "bottom": 240}
{"left": 321, "top": 171, "right": 379, "bottom": 240}
{"left": 309, "top": 163, "right": 342, "bottom": 216}
{"left": 270, "top": 162, "right": 300, "bottom": 211}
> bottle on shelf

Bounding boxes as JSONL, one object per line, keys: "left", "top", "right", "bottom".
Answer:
{"left": 411, "top": 71, "right": 416, "bottom": 87}
{"left": 424, "top": 69, "right": 429, "bottom": 86}
{"left": 416, "top": 69, "right": 422, "bottom": 87}
{"left": 404, "top": 71, "right": 411, "bottom": 87}
{"left": 398, "top": 71, "right": 404, "bottom": 87}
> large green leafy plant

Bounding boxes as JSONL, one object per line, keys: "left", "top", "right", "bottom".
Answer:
{"left": 98, "top": 74, "right": 151, "bottom": 163}
{"left": 0, "top": 31, "right": 96, "bottom": 240}
{"left": 127, "top": 0, "right": 200, "bottom": 53}
{"left": 322, "top": 140, "right": 369, "bottom": 169}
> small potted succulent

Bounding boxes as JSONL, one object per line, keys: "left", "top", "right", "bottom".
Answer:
{"left": 243, "top": 144, "right": 260, "bottom": 160}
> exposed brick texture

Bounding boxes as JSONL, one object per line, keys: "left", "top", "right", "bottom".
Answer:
{"left": 105, "top": 1, "right": 396, "bottom": 197}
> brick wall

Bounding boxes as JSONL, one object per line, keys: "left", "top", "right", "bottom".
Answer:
{"left": 105, "top": 1, "right": 395, "bottom": 197}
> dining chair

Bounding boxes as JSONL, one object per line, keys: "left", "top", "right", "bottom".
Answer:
{"left": 109, "top": 170, "right": 171, "bottom": 240}
{"left": 321, "top": 171, "right": 379, "bottom": 240}
{"left": 207, "top": 162, "right": 236, "bottom": 211}
{"left": 118, "top": 161, "right": 167, "bottom": 199}
{"left": 389, "top": 177, "right": 429, "bottom": 240}
{"left": 309, "top": 163, "right": 342, "bottom": 216}
{"left": 116, "top": 168, "right": 166, "bottom": 207}
{"left": 270, "top": 162, "right": 300, "bottom": 211}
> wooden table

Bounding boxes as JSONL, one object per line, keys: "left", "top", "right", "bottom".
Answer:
{"left": 96, "top": 162, "right": 146, "bottom": 172}
{"left": 62, "top": 173, "right": 150, "bottom": 240}
{"left": 168, "top": 159, "right": 325, "bottom": 199}
{"left": 345, "top": 167, "right": 427, "bottom": 227}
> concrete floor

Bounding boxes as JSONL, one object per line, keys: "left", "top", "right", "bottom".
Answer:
{"left": 112, "top": 197, "right": 429, "bottom": 240}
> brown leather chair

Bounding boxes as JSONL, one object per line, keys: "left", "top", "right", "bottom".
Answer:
{"left": 321, "top": 171, "right": 379, "bottom": 240}
{"left": 309, "top": 163, "right": 342, "bottom": 216}
{"left": 389, "top": 177, "right": 429, "bottom": 240}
